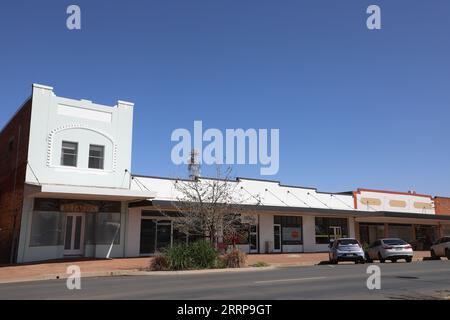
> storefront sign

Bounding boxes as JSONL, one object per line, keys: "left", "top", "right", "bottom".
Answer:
{"left": 60, "top": 203, "right": 99, "bottom": 213}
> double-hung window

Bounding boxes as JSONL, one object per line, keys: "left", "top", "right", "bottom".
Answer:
{"left": 61, "top": 141, "right": 78, "bottom": 167}
{"left": 89, "top": 145, "right": 105, "bottom": 169}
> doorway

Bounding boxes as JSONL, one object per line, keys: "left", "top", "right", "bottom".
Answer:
{"left": 64, "top": 213, "right": 85, "bottom": 256}
{"left": 273, "top": 224, "right": 282, "bottom": 253}
{"left": 140, "top": 219, "right": 173, "bottom": 254}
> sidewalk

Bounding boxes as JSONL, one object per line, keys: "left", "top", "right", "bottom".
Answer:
{"left": 0, "top": 251, "right": 431, "bottom": 284}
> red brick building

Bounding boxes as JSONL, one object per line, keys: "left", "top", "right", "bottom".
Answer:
{"left": 0, "top": 99, "right": 32, "bottom": 264}
{"left": 434, "top": 197, "right": 450, "bottom": 216}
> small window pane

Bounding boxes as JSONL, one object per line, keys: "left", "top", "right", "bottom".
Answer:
{"left": 61, "top": 141, "right": 78, "bottom": 167}
{"left": 89, "top": 145, "right": 104, "bottom": 169}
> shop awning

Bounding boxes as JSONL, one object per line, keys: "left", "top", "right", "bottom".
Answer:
{"left": 128, "top": 199, "right": 450, "bottom": 223}
{"left": 25, "top": 183, "right": 156, "bottom": 201}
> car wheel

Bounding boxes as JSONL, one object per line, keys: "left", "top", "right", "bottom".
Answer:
{"left": 406, "top": 257, "right": 412, "bottom": 263}
{"left": 360, "top": 258, "right": 366, "bottom": 264}
{"left": 391, "top": 259, "right": 397, "bottom": 263}
{"left": 431, "top": 250, "right": 438, "bottom": 260}
{"left": 378, "top": 252, "right": 385, "bottom": 263}
{"left": 446, "top": 249, "right": 450, "bottom": 260}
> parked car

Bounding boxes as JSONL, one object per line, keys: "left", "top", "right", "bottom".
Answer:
{"left": 365, "top": 238, "right": 413, "bottom": 263}
{"left": 329, "top": 238, "right": 365, "bottom": 264}
{"left": 430, "top": 237, "right": 450, "bottom": 260}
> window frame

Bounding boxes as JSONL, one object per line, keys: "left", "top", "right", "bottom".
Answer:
{"left": 88, "top": 144, "right": 105, "bottom": 170}
{"left": 60, "top": 141, "right": 78, "bottom": 167}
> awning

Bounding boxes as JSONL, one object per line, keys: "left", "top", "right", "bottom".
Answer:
{"left": 128, "top": 199, "right": 450, "bottom": 223}
{"left": 25, "top": 183, "right": 156, "bottom": 201}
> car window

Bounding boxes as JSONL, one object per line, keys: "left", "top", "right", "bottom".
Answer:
{"left": 444, "top": 237, "right": 450, "bottom": 243}
{"left": 337, "top": 239, "right": 359, "bottom": 246}
{"left": 383, "top": 239, "right": 407, "bottom": 246}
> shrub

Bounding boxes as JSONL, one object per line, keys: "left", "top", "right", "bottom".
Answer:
{"left": 150, "top": 253, "right": 169, "bottom": 271}
{"left": 189, "top": 240, "right": 219, "bottom": 269}
{"left": 165, "top": 243, "right": 193, "bottom": 270}
{"left": 221, "top": 249, "right": 247, "bottom": 268}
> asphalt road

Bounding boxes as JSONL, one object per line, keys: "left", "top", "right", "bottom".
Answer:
{"left": 1, "top": 260, "right": 450, "bottom": 300}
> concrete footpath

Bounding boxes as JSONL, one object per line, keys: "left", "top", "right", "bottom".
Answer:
{"left": 0, "top": 251, "right": 431, "bottom": 284}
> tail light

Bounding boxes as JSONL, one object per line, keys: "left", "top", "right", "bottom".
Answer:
{"left": 405, "top": 245, "right": 412, "bottom": 249}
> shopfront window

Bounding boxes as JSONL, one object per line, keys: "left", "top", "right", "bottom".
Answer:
{"left": 388, "top": 224, "right": 414, "bottom": 243}
{"left": 413, "top": 225, "right": 438, "bottom": 250}
{"left": 359, "top": 223, "right": 385, "bottom": 247}
{"left": 274, "top": 216, "right": 302, "bottom": 245}
{"left": 315, "top": 217, "right": 348, "bottom": 244}
{"left": 85, "top": 212, "right": 121, "bottom": 245}
{"left": 442, "top": 225, "right": 450, "bottom": 237}
{"left": 30, "top": 211, "right": 65, "bottom": 246}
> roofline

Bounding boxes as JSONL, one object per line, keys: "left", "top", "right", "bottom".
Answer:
{"left": 355, "top": 188, "right": 432, "bottom": 199}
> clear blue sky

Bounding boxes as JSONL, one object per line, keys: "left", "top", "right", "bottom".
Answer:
{"left": 1, "top": 1, "right": 450, "bottom": 196}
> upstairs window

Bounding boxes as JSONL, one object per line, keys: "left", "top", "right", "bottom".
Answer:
{"left": 60, "top": 141, "right": 78, "bottom": 167}
{"left": 89, "top": 145, "right": 104, "bottom": 169}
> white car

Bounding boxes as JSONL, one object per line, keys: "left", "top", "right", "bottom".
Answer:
{"left": 430, "top": 237, "right": 450, "bottom": 260}
{"left": 365, "top": 238, "right": 413, "bottom": 263}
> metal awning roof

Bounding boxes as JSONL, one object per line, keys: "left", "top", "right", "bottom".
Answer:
{"left": 129, "top": 199, "right": 450, "bottom": 222}
{"left": 25, "top": 183, "right": 156, "bottom": 201}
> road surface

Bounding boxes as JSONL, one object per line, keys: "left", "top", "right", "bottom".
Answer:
{"left": 0, "top": 260, "right": 449, "bottom": 300}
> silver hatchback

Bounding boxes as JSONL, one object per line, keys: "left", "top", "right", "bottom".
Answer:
{"left": 329, "top": 238, "right": 366, "bottom": 264}
{"left": 366, "top": 238, "right": 413, "bottom": 263}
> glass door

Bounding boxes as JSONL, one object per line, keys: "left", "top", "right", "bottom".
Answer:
{"left": 140, "top": 219, "right": 157, "bottom": 254}
{"left": 329, "top": 226, "right": 342, "bottom": 242}
{"left": 249, "top": 225, "right": 258, "bottom": 253}
{"left": 64, "top": 213, "right": 85, "bottom": 256}
{"left": 156, "top": 221, "right": 172, "bottom": 252}
{"left": 273, "top": 224, "right": 282, "bottom": 253}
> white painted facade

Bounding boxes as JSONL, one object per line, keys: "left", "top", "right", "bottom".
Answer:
{"left": 16, "top": 84, "right": 155, "bottom": 263}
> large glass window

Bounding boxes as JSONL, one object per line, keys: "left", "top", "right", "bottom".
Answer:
{"left": 61, "top": 141, "right": 78, "bottom": 167}
{"left": 388, "top": 224, "right": 414, "bottom": 243}
{"left": 315, "top": 217, "right": 348, "bottom": 244}
{"left": 274, "top": 216, "right": 302, "bottom": 245}
{"left": 442, "top": 225, "right": 450, "bottom": 237}
{"left": 88, "top": 145, "right": 105, "bottom": 169}
{"left": 85, "top": 212, "right": 121, "bottom": 245}
{"left": 30, "top": 211, "right": 65, "bottom": 246}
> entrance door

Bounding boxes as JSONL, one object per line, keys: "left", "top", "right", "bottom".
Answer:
{"left": 64, "top": 213, "right": 85, "bottom": 256}
{"left": 329, "top": 226, "right": 342, "bottom": 242}
{"left": 140, "top": 219, "right": 173, "bottom": 254}
{"left": 249, "top": 225, "right": 258, "bottom": 253}
{"left": 140, "top": 220, "right": 157, "bottom": 254}
{"left": 273, "top": 224, "right": 282, "bottom": 253}
{"left": 156, "top": 221, "right": 172, "bottom": 252}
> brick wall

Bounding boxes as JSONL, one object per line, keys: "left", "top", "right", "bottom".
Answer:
{"left": 434, "top": 197, "right": 450, "bottom": 216}
{"left": 0, "top": 99, "right": 32, "bottom": 263}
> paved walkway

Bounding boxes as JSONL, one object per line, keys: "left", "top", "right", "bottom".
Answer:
{"left": 0, "top": 251, "right": 431, "bottom": 284}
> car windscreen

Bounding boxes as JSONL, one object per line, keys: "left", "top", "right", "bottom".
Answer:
{"left": 383, "top": 239, "right": 407, "bottom": 245}
{"left": 337, "top": 239, "right": 359, "bottom": 246}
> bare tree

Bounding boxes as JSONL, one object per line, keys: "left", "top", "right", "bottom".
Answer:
{"left": 169, "top": 166, "right": 260, "bottom": 248}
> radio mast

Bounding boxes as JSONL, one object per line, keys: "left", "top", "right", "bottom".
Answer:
{"left": 188, "top": 149, "right": 200, "bottom": 180}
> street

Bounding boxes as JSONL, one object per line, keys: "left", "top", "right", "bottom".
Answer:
{"left": 0, "top": 260, "right": 449, "bottom": 300}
